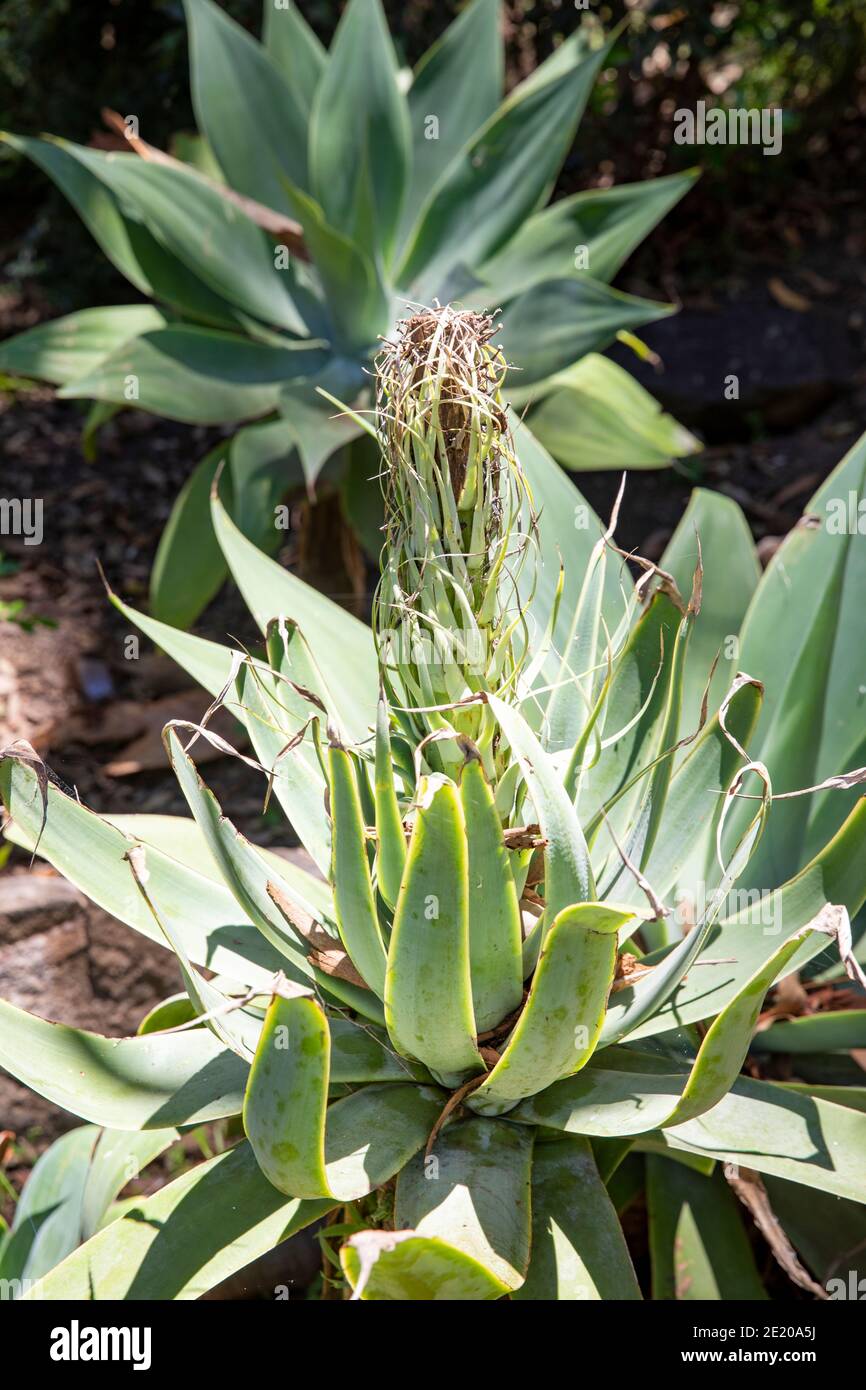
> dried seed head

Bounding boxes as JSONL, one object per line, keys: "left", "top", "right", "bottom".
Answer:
{"left": 373, "top": 304, "right": 536, "bottom": 734}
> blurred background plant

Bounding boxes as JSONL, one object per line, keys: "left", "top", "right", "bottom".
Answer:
{"left": 2, "top": 0, "right": 864, "bottom": 310}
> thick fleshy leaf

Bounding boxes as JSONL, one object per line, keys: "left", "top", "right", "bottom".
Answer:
{"left": 0, "top": 754, "right": 286, "bottom": 990}
{"left": 637, "top": 675, "right": 763, "bottom": 905}
{"left": 517, "top": 1049, "right": 866, "bottom": 1202}
{"left": 316, "top": 1085, "right": 443, "bottom": 1201}
{"left": 341, "top": 1232, "right": 506, "bottom": 1300}
{"left": 489, "top": 696, "right": 594, "bottom": 943}
{"left": 399, "top": 33, "right": 610, "bottom": 299}
{"left": 385, "top": 776, "right": 482, "bottom": 1083}
{"left": 233, "top": 653, "right": 331, "bottom": 878}
{"left": 329, "top": 745, "right": 387, "bottom": 996}
{"left": 103, "top": 813, "right": 332, "bottom": 921}
{"left": 261, "top": 0, "right": 326, "bottom": 115}
{"left": 469, "top": 170, "right": 698, "bottom": 298}
{"left": 244, "top": 988, "right": 331, "bottom": 1197}
{"left": 527, "top": 932, "right": 816, "bottom": 1136}
{"left": 661, "top": 488, "right": 760, "bottom": 740}
{"left": 184, "top": 0, "right": 309, "bottom": 207}
{"left": 0, "top": 305, "right": 166, "bottom": 386}
{"left": 647, "top": 1157, "right": 767, "bottom": 1300}
{"left": 579, "top": 592, "right": 681, "bottom": 823}
{"left": 0, "top": 1126, "right": 174, "bottom": 1291}
{"left": 150, "top": 419, "right": 302, "bottom": 629}
{"left": 752, "top": 1010, "right": 866, "bottom": 1054}
{"left": 211, "top": 487, "right": 377, "bottom": 741}
{"left": 501, "top": 277, "right": 676, "bottom": 394}
{"left": 396, "top": 1115, "right": 532, "bottom": 1293}
{"left": 0, "top": 1127, "right": 97, "bottom": 1292}
{"left": 470, "top": 904, "right": 632, "bottom": 1115}
{"left": 374, "top": 694, "right": 407, "bottom": 910}
{"left": 526, "top": 353, "right": 699, "bottom": 472}
{"left": 515, "top": 1135, "right": 641, "bottom": 1300}
{"left": 665, "top": 1078, "right": 866, "bottom": 1202}
{"left": 79, "top": 1128, "right": 179, "bottom": 1241}
{"left": 0, "top": 134, "right": 243, "bottom": 327}
{"left": 309, "top": 0, "right": 410, "bottom": 261}
{"left": 626, "top": 799, "right": 866, "bottom": 1040}
{"left": 735, "top": 432, "right": 866, "bottom": 881}
{"left": 460, "top": 756, "right": 523, "bottom": 1033}
{"left": 154, "top": 414, "right": 303, "bottom": 628}
{"left": 0, "top": 998, "right": 247, "bottom": 1129}
{"left": 149, "top": 442, "right": 230, "bottom": 628}
{"left": 71, "top": 150, "right": 308, "bottom": 334}
{"left": 59, "top": 325, "right": 325, "bottom": 424}
{"left": 278, "top": 359, "right": 365, "bottom": 489}
{"left": 166, "top": 731, "right": 316, "bottom": 979}
{"left": 282, "top": 182, "right": 391, "bottom": 353}
{"left": 398, "top": 0, "right": 503, "bottom": 249}
{"left": 24, "top": 1141, "right": 333, "bottom": 1300}
{"left": 513, "top": 415, "right": 632, "bottom": 675}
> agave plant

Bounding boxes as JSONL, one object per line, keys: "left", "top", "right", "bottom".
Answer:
{"left": 0, "top": 0, "right": 699, "bottom": 628}
{"left": 1, "top": 312, "right": 865, "bottom": 1301}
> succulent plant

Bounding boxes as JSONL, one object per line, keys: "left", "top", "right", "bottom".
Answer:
{"left": 0, "top": 0, "right": 699, "bottom": 628}
{"left": 2, "top": 318, "right": 866, "bottom": 1301}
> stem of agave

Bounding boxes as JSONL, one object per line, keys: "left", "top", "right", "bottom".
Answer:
{"left": 372, "top": 306, "right": 536, "bottom": 756}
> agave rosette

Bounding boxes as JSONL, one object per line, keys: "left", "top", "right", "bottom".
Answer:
{"left": 1, "top": 387, "right": 865, "bottom": 1298}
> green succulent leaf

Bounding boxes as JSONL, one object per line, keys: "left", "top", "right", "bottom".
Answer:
{"left": 399, "top": 32, "right": 610, "bottom": 299}
{"left": 661, "top": 488, "right": 761, "bottom": 740}
{"left": 151, "top": 416, "right": 304, "bottom": 629}
{"left": 470, "top": 904, "right": 632, "bottom": 1115}
{"left": 489, "top": 695, "right": 594, "bottom": 947}
{"left": 385, "top": 776, "right": 482, "bottom": 1083}
{"left": 329, "top": 744, "right": 388, "bottom": 996}
{"left": 0, "top": 754, "right": 297, "bottom": 992}
{"left": 646, "top": 1157, "right": 767, "bottom": 1300}
{"left": 244, "top": 987, "right": 331, "bottom": 1197}
{"left": 341, "top": 1231, "right": 506, "bottom": 1300}
{"left": 0, "top": 1127, "right": 178, "bottom": 1294}
{"left": 526, "top": 353, "right": 700, "bottom": 473}
{"left": 628, "top": 798, "right": 866, "bottom": 1039}
{"left": 210, "top": 484, "right": 377, "bottom": 740}
{"left": 501, "top": 277, "right": 676, "bottom": 394}
{"left": 399, "top": 0, "right": 503, "bottom": 250}
{"left": 184, "top": 0, "right": 310, "bottom": 208}
{"left": 460, "top": 755, "right": 523, "bottom": 1033}
{"left": 0, "top": 998, "right": 247, "bottom": 1129}
{"left": 58, "top": 325, "right": 325, "bottom": 425}
{"left": 751, "top": 1010, "right": 866, "bottom": 1054}
{"left": 515, "top": 1135, "right": 641, "bottom": 1300}
{"left": 395, "top": 1115, "right": 533, "bottom": 1293}
{"left": 515, "top": 1048, "right": 866, "bottom": 1201}
{"left": 70, "top": 150, "right": 308, "bottom": 334}
{"left": 0, "top": 305, "right": 166, "bottom": 386}
{"left": 149, "top": 442, "right": 231, "bottom": 628}
{"left": 23, "top": 1141, "right": 334, "bottom": 1301}
{"left": 261, "top": 0, "right": 326, "bottom": 114}
{"left": 0, "top": 134, "right": 244, "bottom": 327}
{"left": 374, "top": 693, "right": 408, "bottom": 910}
{"left": 736, "top": 433, "right": 866, "bottom": 882}
{"left": 309, "top": 0, "right": 410, "bottom": 263}
{"left": 470, "top": 169, "right": 699, "bottom": 298}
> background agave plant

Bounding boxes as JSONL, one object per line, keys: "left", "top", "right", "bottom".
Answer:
{"left": 0, "top": 0, "right": 699, "bottom": 628}
{"left": 1, "top": 308, "right": 865, "bottom": 1300}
